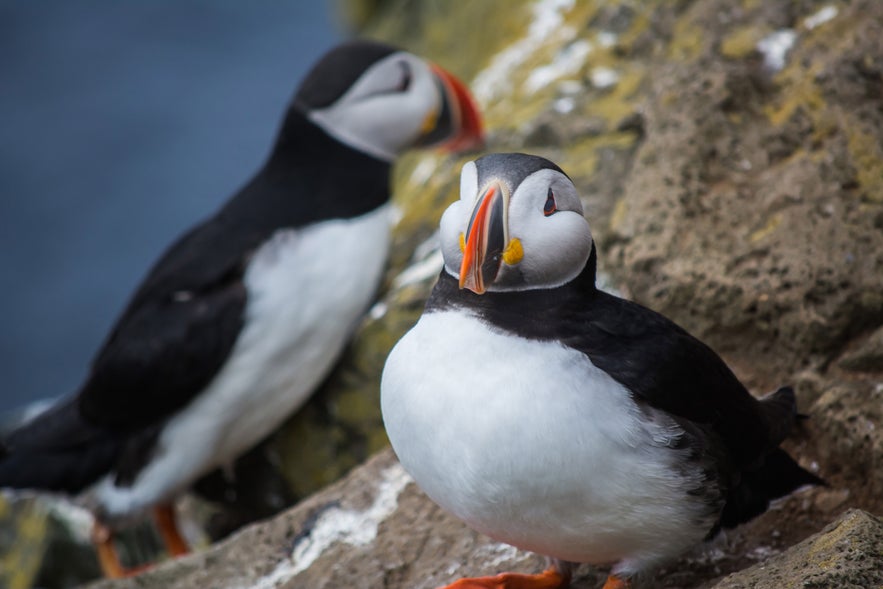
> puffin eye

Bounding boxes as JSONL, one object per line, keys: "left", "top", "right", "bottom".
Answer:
{"left": 543, "top": 188, "right": 557, "bottom": 216}
{"left": 396, "top": 61, "right": 412, "bottom": 93}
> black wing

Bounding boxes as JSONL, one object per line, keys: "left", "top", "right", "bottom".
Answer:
{"left": 77, "top": 211, "right": 257, "bottom": 431}
{"left": 565, "top": 288, "right": 824, "bottom": 530}
{"left": 562, "top": 289, "right": 784, "bottom": 468}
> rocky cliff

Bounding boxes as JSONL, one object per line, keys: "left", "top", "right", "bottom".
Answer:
{"left": 9, "top": 0, "right": 883, "bottom": 587}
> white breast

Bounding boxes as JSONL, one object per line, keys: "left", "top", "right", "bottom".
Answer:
{"left": 381, "top": 309, "right": 719, "bottom": 575}
{"left": 95, "top": 204, "right": 391, "bottom": 520}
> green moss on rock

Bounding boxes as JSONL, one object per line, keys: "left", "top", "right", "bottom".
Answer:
{"left": 719, "top": 25, "right": 765, "bottom": 58}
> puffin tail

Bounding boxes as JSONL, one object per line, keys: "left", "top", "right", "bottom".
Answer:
{"left": 718, "top": 447, "right": 824, "bottom": 529}
{"left": 757, "top": 385, "right": 799, "bottom": 446}
{"left": 717, "top": 385, "right": 824, "bottom": 529}
{"left": 0, "top": 396, "right": 118, "bottom": 494}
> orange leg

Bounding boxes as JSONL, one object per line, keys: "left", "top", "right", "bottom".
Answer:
{"left": 441, "top": 566, "right": 569, "bottom": 589}
{"left": 92, "top": 521, "right": 126, "bottom": 579}
{"left": 91, "top": 505, "right": 189, "bottom": 579}
{"left": 601, "top": 575, "right": 630, "bottom": 589}
{"left": 153, "top": 503, "right": 190, "bottom": 557}
{"left": 92, "top": 521, "right": 153, "bottom": 578}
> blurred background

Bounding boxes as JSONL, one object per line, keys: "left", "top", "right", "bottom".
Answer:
{"left": 0, "top": 1, "right": 341, "bottom": 417}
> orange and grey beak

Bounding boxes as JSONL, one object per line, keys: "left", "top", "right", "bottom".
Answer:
{"left": 459, "top": 182, "right": 507, "bottom": 294}
{"left": 421, "top": 63, "right": 484, "bottom": 152}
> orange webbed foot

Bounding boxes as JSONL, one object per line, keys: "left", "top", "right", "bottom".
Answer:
{"left": 91, "top": 504, "right": 190, "bottom": 578}
{"left": 92, "top": 521, "right": 137, "bottom": 579}
{"left": 441, "top": 566, "right": 569, "bottom": 589}
{"left": 601, "top": 574, "right": 630, "bottom": 589}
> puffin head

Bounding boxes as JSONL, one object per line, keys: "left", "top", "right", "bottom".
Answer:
{"left": 294, "top": 40, "right": 483, "bottom": 161}
{"left": 440, "top": 153, "right": 593, "bottom": 294}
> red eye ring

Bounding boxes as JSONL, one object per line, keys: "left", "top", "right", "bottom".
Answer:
{"left": 543, "top": 188, "right": 557, "bottom": 216}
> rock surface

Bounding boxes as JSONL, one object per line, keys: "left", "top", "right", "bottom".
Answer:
{"left": 0, "top": 493, "right": 100, "bottom": 589}
{"left": 88, "top": 452, "right": 883, "bottom": 589}
{"left": 714, "top": 509, "right": 883, "bottom": 589}
{"left": 8, "top": 0, "right": 883, "bottom": 587}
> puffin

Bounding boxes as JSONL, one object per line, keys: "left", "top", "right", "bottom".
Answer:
{"left": 0, "top": 40, "right": 482, "bottom": 578}
{"left": 381, "top": 153, "right": 821, "bottom": 589}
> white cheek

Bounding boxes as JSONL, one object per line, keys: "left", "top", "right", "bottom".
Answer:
{"left": 440, "top": 200, "right": 466, "bottom": 276}
{"left": 375, "top": 105, "right": 423, "bottom": 148}
{"left": 308, "top": 104, "right": 394, "bottom": 161}
{"left": 518, "top": 213, "right": 592, "bottom": 287}
{"left": 375, "top": 72, "right": 442, "bottom": 148}
{"left": 357, "top": 97, "right": 425, "bottom": 149}
{"left": 308, "top": 75, "right": 440, "bottom": 161}
{"left": 460, "top": 161, "right": 478, "bottom": 203}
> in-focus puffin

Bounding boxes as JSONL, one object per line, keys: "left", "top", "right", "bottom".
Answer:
{"left": 0, "top": 40, "right": 482, "bottom": 578}
{"left": 381, "top": 153, "right": 821, "bottom": 589}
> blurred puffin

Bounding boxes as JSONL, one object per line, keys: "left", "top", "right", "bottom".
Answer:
{"left": 0, "top": 40, "right": 482, "bottom": 578}
{"left": 381, "top": 153, "right": 821, "bottom": 589}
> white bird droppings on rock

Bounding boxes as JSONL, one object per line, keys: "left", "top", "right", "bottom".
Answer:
{"left": 444, "top": 561, "right": 461, "bottom": 576}
{"left": 756, "top": 29, "right": 797, "bottom": 72}
{"left": 250, "top": 463, "right": 413, "bottom": 588}
{"left": 473, "top": 543, "right": 521, "bottom": 568}
{"left": 46, "top": 498, "right": 95, "bottom": 545}
{"left": 393, "top": 233, "right": 445, "bottom": 289}
{"left": 557, "top": 79, "right": 583, "bottom": 95}
{"left": 390, "top": 203, "right": 404, "bottom": 227}
{"left": 369, "top": 301, "right": 388, "bottom": 321}
{"left": 409, "top": 158, "right": 439, "bottom": 187}
{"left": 393, "top": 249, "right": 444, "bottom": 288}
{"left": 472, "top": 0, "right": 576, "bottom": 103}
{"left": 525, "top": 40, "right": 593, "bottom": 93}
{"left": 590, "top": 66, "right": 620, "bottom": 89}
{"left": 554, "top": 97, "right": 575, "bottom": 114}
{"left": 290, "top": 463, "right": 412, "bottom": 574}
{"left": 804, "top": 5, "right": 838, "bottom": 30}
{"left": 597, "top": 31, "right": 618, "bottom": 48}
{"left": 246, "top": 560, "right": 297, "bottom": 589}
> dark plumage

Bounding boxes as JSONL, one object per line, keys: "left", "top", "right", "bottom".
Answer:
{"left": 0, "top": 39, "right": 483, "bottom": 578}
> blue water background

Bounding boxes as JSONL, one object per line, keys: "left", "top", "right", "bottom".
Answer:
{"left": 0, "top": 2, "right": 341, "bottom": 413}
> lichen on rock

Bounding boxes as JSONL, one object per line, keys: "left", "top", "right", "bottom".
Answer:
{"left": 714, "top": 509, "right": 883, "bottom": 588}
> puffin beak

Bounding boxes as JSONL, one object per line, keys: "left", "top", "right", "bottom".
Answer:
{"left": 459, "top": 182, "right": 507, "bottom": 294}
{"left": 423, "top": 63, "right": 484, "bottom": 152}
